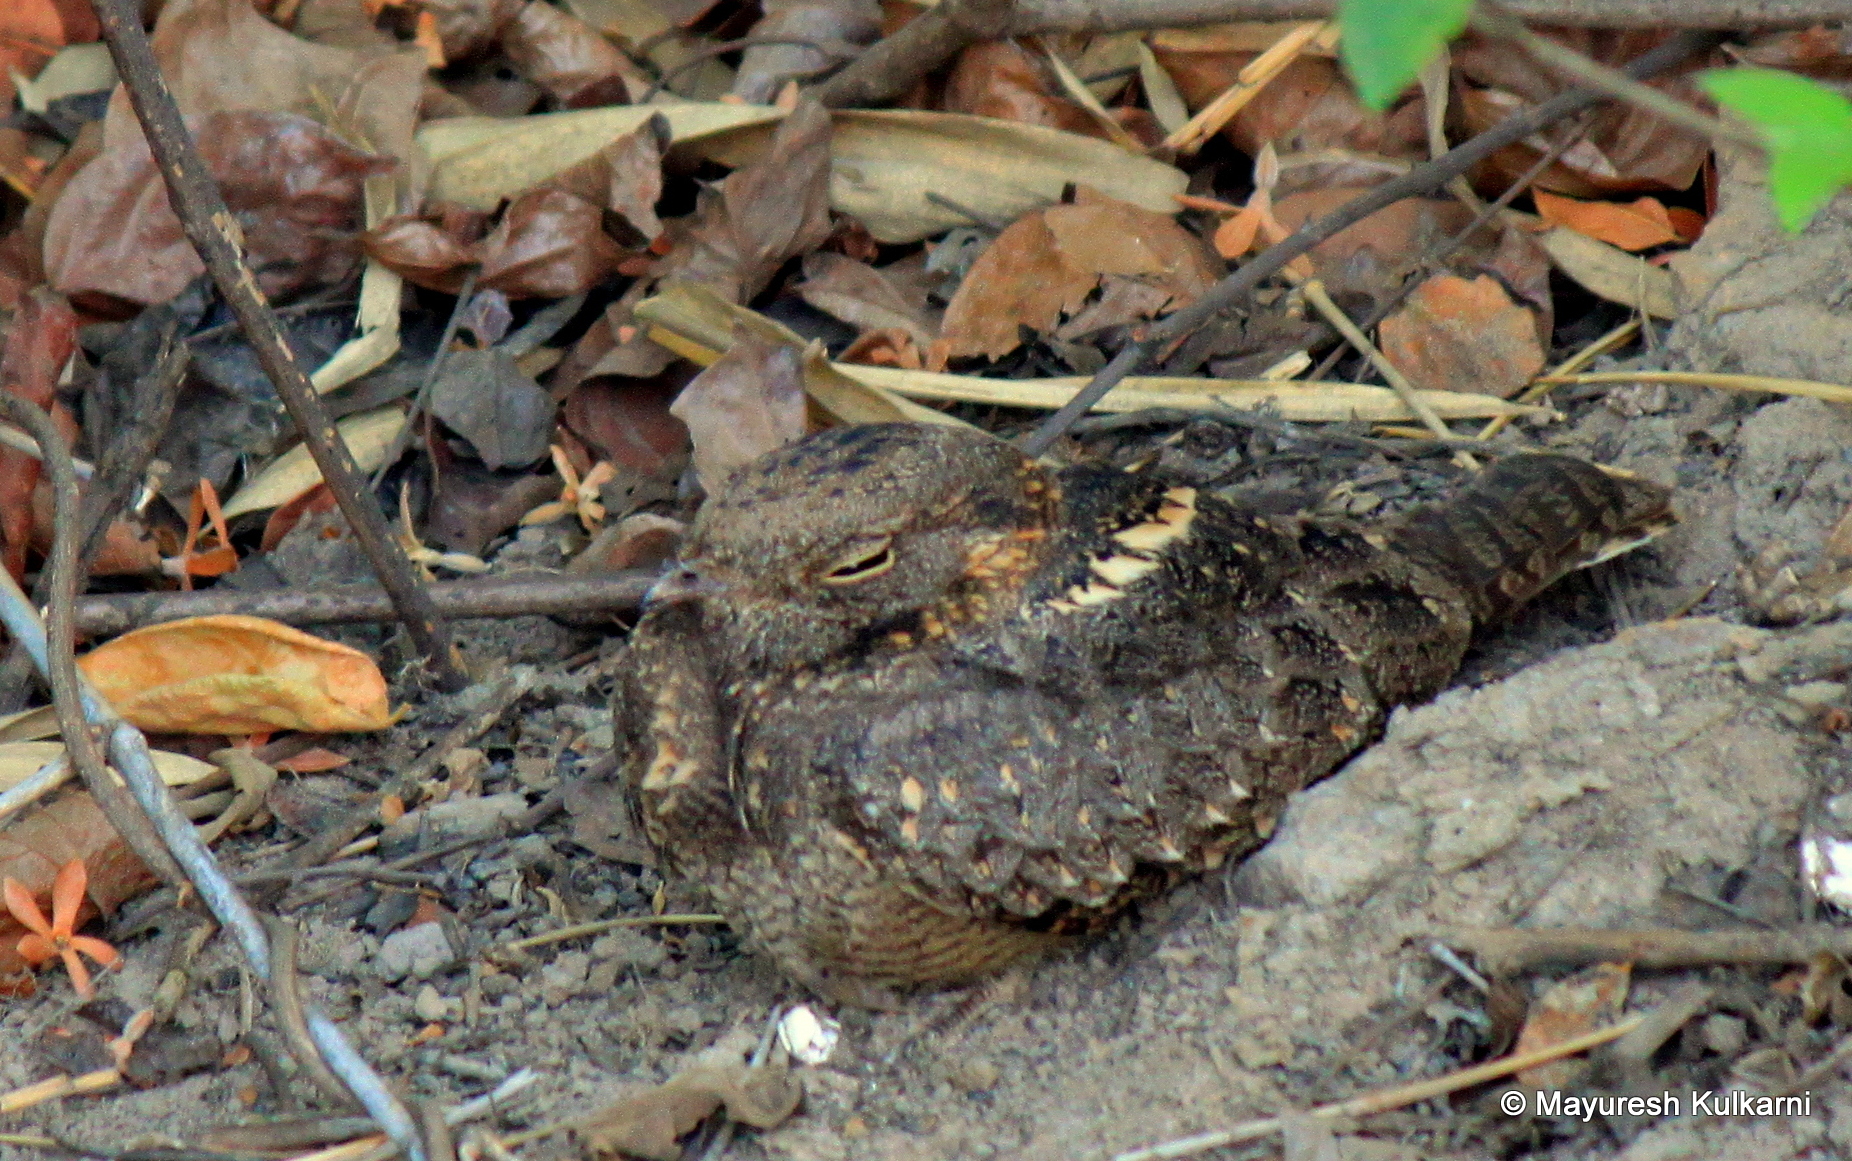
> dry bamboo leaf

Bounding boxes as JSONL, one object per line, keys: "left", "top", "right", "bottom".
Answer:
{"left": 77, "top": 615, "right": 394, "bottom": 734}
{"left": 419, "top": 104, "right": 782, "bottom": 211}
{"left": 635, "top": 281, "right": 969, "bottom": 428}
{"left": 695, "top": 109, "right": 1189, "bottom": 244}
{"left": 837, "top": 363, "right": 1549, "bottom": 422}
{"left": 1532, "top": 224, "right": 1677, "bottom": 318}
{"left": 220, "top": 406, "right": 408, "bottom": 519}
{"left": 0, "top": 742, "right": 216, "bottom": 792}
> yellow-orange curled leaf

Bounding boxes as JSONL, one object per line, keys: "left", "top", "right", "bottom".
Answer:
{"left": 76, "top": 615, "right": 393, "bottom": 734}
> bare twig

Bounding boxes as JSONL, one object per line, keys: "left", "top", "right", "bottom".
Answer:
{"left": 88, "top": 0, "right": 467, "bottom": 691}
{"left": 1438, "top": 925, "right": 1852, "bottom": 974}
{"left": 1471, "top": 2, "right": 1753, "bottom": 148}
{"left": 79, "top": 324, "right": 188, "bottom": 575}
{"left": 814, "top": 0, "right": 1013, "bottom": 108}
{"left": 1018, "top": 30, "right": 1717, "bottom": 457}
{"left": 72, "top": 572, "right": 655, "bottom": 635}
{"left": 1003, "top": 0, "right": 1841, "bottom": 35}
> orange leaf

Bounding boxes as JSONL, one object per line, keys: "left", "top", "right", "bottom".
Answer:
{"left": 76, "top": 614, "right": 395, "bottom": 734}
{"left": 274, "top": 747, "right": 351, "bottom": 773}
{"left": 1378, "top": 273, "right": 1544, "bottom": 399}
{"left": 1213, "top": 208, "right": 1263, "bottom": 259}
{"left": 1533, "top": 190, "right": 1686, "bottom": 252}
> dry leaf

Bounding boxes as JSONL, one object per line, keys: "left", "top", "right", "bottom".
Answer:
{"left": 733, "top": 0, "right": 877, "bottom": 102}
{"left": 943, "top": 40, "right": 1101, "bottom": 138}
{"left": 667, "top": 99, "right": 834, "bottom": 304}
{"left": 0, "top": 0, "right": 99, "bottom": 110}
{"left": 45, "top": 110, "right": 394, "bottom": 306}
{"left": 693, "top": 109, "right": 1189, "bottom": 245}
{"left": 1533, "top": 189, "right": 1702, "bottom": 252}
{"left": 1513, "top": 961, "right": 1631, "bottom": 1088}
{"left": 579, "top": 1060, "right": 803, "bottom": 1161}
{"left": 501, "top": 0, "right": 646, "bottom": 108}
{"left": 221, "top": 406, "right": 408, "bottom": 519}
{"left": 670, "top": 328, "right": 809, "bottom": 489}
{"left": 1377, "top": 273, "right": 1544, "bottom": 398}
{"left": 797, "top": 252, "right": 935, "bottom": 347}
{"left": 940, "top": 188, "right": 1219, "bottom": 361}
{"left": 0, "top": 289, "right": 76, "bottom": 581}
{"left": 0, "top": 741, "right": 216, "bottom": 793}
{"left": 77, "top": 615, "right": 395, "bottom": 734}
{"left": 1533, "top": 224, "right": 1677, "bottom": 318}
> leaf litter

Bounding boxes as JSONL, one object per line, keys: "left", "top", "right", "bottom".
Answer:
{"left": 0, "top": 3, "right": 1845, "bottom": 1159}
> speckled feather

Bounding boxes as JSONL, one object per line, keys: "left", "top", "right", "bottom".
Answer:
{"left": 615, "top": 424, "right": 1673, "bottom": 1005}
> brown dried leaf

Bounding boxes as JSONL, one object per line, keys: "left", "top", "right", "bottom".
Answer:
{"left": 77, "top": 614, "right": 394, "bottom": 734}
{"left": 45, "top": 111, "right": 393, "bottom": 306}
{"left": 1734, "top": 26, "right": 1852, "bottom": 80}
{"left": 476, "top": 187, "right": 625, "bottom": 299}
{"left": 579, "top": 1060, "right": 803, "bottom": 1161}
{"left": 561, "top": 378, "right": 690, "bottom": 478}
{"left": 1044, "top": 189, "right": 1222, "bottom": 295}
{"left": 1271, "top": 188, "right": 1475, "bottom": 301}
{"left": 501, "top": 0, "right": 646, "bottom": 108}
{"left": 797, "top": 252, "right": 935, "bottom": 347}
{"left": 1514, "top": 961, "right": 1631, "bottom": 1088}
{"left": 362, "top": 210, "right": 485, "bottom": 294}
{"left": 943, "top": 41, "right": 1101, "bottom": 138}
{"left": 938, "top": 212, "right": 1095, "bottom": 361}
{"left": 1378, "top": 273, "right": 1543, "bottom": 399}
{"left": 0, "top": 0, "right": 98, "bottom": 110}
{"left": 670, "top": 328, "right": 809, "bottom": 489}
{"left": 733, "top": 0, "right": 878, "bottom": 102}
{"left": 666, "top": 99, "right": 834, "bottom": 304}
{"left": 0, "top": 289, "right": 76, "bottom": 581}
{"left": 545, "top": 118, "right": 667, "bottom": 244}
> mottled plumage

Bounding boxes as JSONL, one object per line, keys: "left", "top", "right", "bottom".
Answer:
{"left": 614, "top": 424, "right": 1673, "bottom": 1006}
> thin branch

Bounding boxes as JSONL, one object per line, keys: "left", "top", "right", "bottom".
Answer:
{"left": 1018, "top": 29, "right": 1718, "bottom": 457}
{"left": 72, "top": 572, "right": 655, "bottom": 635}
{"left": 88, "top": 0, "right": 467, "bottom": 691}
{"left": 1471, "top": 2, "right": 1754, "bottom": 148}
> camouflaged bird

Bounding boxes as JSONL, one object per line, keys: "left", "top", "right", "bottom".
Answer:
{"left": 614, "top": 423, "right": 1674, "bottom": 1007}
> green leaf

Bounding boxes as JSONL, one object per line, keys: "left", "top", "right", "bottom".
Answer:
{"left": 1338, "top": 0, "right": 1473, "bottom": 111}
{"left": 1700, "top": 67, "right": 1852, "bottom": 231}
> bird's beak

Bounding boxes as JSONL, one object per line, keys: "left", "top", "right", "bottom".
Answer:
{"left": 643, "top": 563, "right": 727, "bottom": 607}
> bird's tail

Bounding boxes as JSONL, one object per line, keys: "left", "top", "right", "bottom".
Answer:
{"left": 1388, "top": 454, "right": 1676, "bottom": 625}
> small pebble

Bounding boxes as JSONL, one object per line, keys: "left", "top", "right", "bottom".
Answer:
{"left": 414, "top": 984, "right": 451, "bottom": 1022}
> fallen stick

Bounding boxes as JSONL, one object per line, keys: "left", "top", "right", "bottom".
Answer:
{"left": 71, "top": 573, "right": 655, "bottom": 635}
{"left": 1438, "top": 925, "right": 1852, "bottom": 974}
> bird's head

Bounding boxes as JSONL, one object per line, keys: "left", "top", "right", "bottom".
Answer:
{"left": 665, "top": 424, "right": 1057, "bottom": 673}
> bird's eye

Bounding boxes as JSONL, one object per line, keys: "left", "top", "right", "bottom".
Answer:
{"left": 821, "top": 540, "right": 896, "bottom": 585}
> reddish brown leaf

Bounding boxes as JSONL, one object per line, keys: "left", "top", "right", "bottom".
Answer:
{"left": 1735, "top": 26, "right": 1852, "bottom": 80}
{"left": 45, "top": 110, "right": 394, "bottom": 306}
{"left": 500, "top": 0, "right": 645, "bottom": 108}
{"left": 0, "top": 0, "right": 97, "bottom": 109}
{"left": 562, "top": 378, "right": 690, "bottom": 479}
{"left": 1513, "top": 961, "right": 1631, "bottom": 1088}
{"left": 939, "top": 213, "right": 1094, "bottom": 362}
{"left": 942, "top": 41, "right": 1100, "bottom": 138}
{"left": 1533, "top": 189, "right": 1702, "bottom": 251}
{"left": 1454, "top": 29, "right": 1710, "bottom": 196}
{"left": 363, "top": 213, "right": 483, "bottom": 294}
{"left": 664, "top": 99, "right": 834, "bottom": 305}
{"left": 476, "top": 187, "right": 625, "bottom": 299}
{"left": 1378, "top": 273, "right": 1544, "bottom": 399}
{"left": 797, "top": 252, "right": 936, "bottom": 347}
{"left": 670, "top": 329, "right": 809, "bottom": 489}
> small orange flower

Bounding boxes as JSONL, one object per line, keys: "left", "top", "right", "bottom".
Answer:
{"left": 3, "top": 860, "right": 120, "bottom": 999}
{"left": 522, "top": 445, "right": 617, "bottom": 532}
